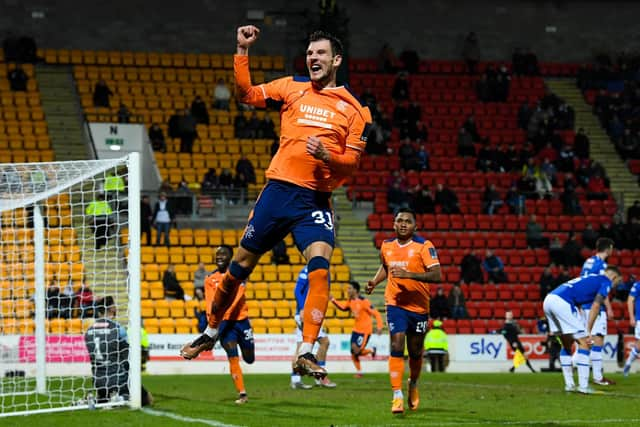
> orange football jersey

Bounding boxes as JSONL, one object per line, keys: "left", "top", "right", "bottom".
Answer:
{"left": 204, "top": 270, "right": 248, "bottom": 322}
{"left": 332, "top": 296, "right": 383, "bottom": 334}
{"left": 380, "top": 236, "right": 440, "bottom": 315}
{"left": 235, "top": 55, "right": 372, "bottom": 192}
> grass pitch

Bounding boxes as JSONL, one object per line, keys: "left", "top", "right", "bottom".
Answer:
{"left": 3, "top": 372, "right": 638, "bottom": 427}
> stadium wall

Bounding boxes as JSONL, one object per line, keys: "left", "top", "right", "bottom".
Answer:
{"left": 1, "top": 0, "right": 639, "bottom": 61}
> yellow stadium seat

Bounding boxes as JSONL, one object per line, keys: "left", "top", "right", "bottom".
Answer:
{"left": 14, "top": 299, "right": 33, "bottom": 317}
{"left": 275, "top": 300, "right": 290, "bottom": 318}
{"left": 246, "top": 300, "right": 260, "bottom": 318}
{"left": 281, "top": 318, "right": 297, "bottom": 334}
{"left": 1, "top": 318, "right": 18, "bottom": 334}
{"left": 149, "top": 281, "right": 164, "bottom": 299}
{"left": 269, "top": 282, "right": 284, "bottom": 300}
{"left": 283, "top": 282, "right": 295, "bottom": 299}
{"left": 252, "top": 318, "right": 266, "bottom": 334}
{"left": 144, "top": 318, "right": 159, "bottom": 334}
{"left": 48, "top": 318, "right": 66, "bottom": 334}
{"left": 253, "top": 282, "right": 269, "bottom": 299}
{"left": 17, "top": 319, "right": 35, "bottom": 334}
{"left": 325, "top": 318, "right": 342, "bottom": 334}
{"left": 343, "top": 318, "right": 355, "bottom": 330}
{"left": 67, "top": 318, "right": 83, "bottom": 334}
{"left": 266, "top": 318, "right": 282, "bottom": 334}
{"left": 169, "top": 299, "right": 185, "bottom": 317}
{"left": 159, "top": 318, "right": 175, "bottom": 334}
{"left": 175, "top": 318, "right": 193, "bottom": 334}
{"left": 261, "top": 300, "right": 276, "bottom": 318}
{"left": 155, "top": 299, "right": 170, "bottom": 317}
{"left": 141, "top": 299, "right": 155, "bottom": 318}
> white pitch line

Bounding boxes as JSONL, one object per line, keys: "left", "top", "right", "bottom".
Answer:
{"left": 141, "top": 408, "right": 245, "bottom": 427}
{"left": 433, "top": 381, "right": 638, "bottom": 398}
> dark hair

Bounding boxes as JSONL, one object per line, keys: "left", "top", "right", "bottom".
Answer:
{"left": 217, "top": 245, "right": 234, "bottom": 256}
{"left": 308, "top": 30, "right": 343, "bottom": 57}
{"left": 395, "top": 207, "right": 416, "bottom": 221}
{"left": 96, "top": 295, "right": 115, "bottom": 315}
{"left": 349, "top": 281, "right": 360, "bottom": 292}
{"left": 605, "top": 265, "right": 621, "bottom": 276}
{"left": 595, "top": 237, "right": 614, "bottom": 252}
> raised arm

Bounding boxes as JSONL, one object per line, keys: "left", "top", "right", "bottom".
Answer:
{"left": 330, "top": 297, "right": 350, "bottom": 311}
{"left": 234, "top": 25, "right": 269, "bottom": 107}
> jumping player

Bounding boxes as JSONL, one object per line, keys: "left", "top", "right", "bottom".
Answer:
{"left": 542, "top": 267, "right": 622, "bottom": 394}
{"left": 579, "top": 237, "right": 616, "bottom": 385}
{"left": 330, "top": 281, "right": 383, "bottom": 377}
{"left": 204, "top": 246, "right": 255, "bottom": 404}
{"left": 366, "top": 208, "right": 441, "bottom": 414}
{"left": 181, "top": 25, "right": 371, "bottom": 382}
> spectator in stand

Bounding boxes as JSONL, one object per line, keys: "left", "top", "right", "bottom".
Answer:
{"left": 562, "top": 232, "right": 583, "bottom": 267}
{"left": 430, "top": 287, "right": 449, "bottom": 320}
{"left": 517, "top": 103, "right": 532, "bottom": 130}
{"left": 152, "top": 192, "right": 175, "bottom": 247}
{"left": 201, "top": 168, "right": 218, "bottom": 194}
{"left": 190, "top": 95, "right": 210, "bottom": 125}
{"left": 599, "top": 221, "right": 614, "bottom": 241}
{"left": 260, "top": 114, "right": 277, "bottom": 139}
{"left": 158, "top": 180, "right": 173, "bottom": 194}
{"left": 217, "top": 168, "right": 234, "bottom": 202}
{"left": 117, "top": 103, "right": 131, "bottom": 123}
{"left": 626, "top": 217, "right": 640, "bottom": 250}
{"left": 8, "top": 65, "right": 28, "bottom": 91}
{"left": 581, "top": 223, "right": 599, "bottom": 250}
{"left": 458, "top": 127, "right": 475, "bottom": 157}
{"left": 448, "top": 284, "right": 468, "bottom": 319}
{"left": 483, "top": 249, "right": 507, "bottom": 284}
{"left": 234, "top": 111, "right": 248, "bottom": 138}
{"left": 193, "top": 262, "right": 208, "bottom": 293}
{"left": 482, "top": 184, "right": 503, "bottom": 215}
{"left": 476, "top": 144, "right": 496, "bottom": 172}
{"left": 235, "top": 155, "right": 256, "bottom": 185}
{"left": 410, "top": 185, "right": 435, "bottom": 214}
{"left": 378, "top": 43, "right": 396, "bottom": 73}
{"left": 245, "top": 111, "right": 262, "bottom": 138}
{"left": 148, "top": 123, "right": 166, "bottom": 152}
{"left": 616, "top": 128, "right": 640, "bottom": 159}
{"left": 505, "top": 184, "right": 526, "bottom": 215}
{"left": 46, "top": 279, "right": 61, "bottom": 319}
{"left": 539, "top": 266, "right": 556, "bottom": 300}
{"left": 140, "top": 195, "right": 153, "bottom": 246}
{"left": 523, "top": 49, "right": 540, "bottom": 75}
{"left": 75, "top": 280, "right": 95, "bottom": 318}
{"left": 398, "top": 138, "right": 418, "bottom": 171}
{"left": 460, "top": 250, "right": 484, "bottom": 284}
{"left": 628, "top": 200, "right": 640, "bottom": 223}
{"left": 554, "top": 266, "right": 571, "bottom": 288}
{"left": 163, "top": 264, "right": 184, "bottom": 300}
{"left": 365, "top": 121, "right": 388, "bottom": 155}
{"left": 179, "top": 109, "right": 198, "bottom": 153}
{"left": 213, "top": 78, "right": 231, "bottom": 110}
{"left": 271, "top": 239, "right": 291, "bottom": 265}
{"left": 526, "top": 214, "right": 549, "bottom": 248}
{"left": 586, "top": 173, "right": 608, "bottom": 200}
{"left": 494, "top": 65, "right": 511, "bottom": 102}
{"left": 168, "top": 109, "right": 183, "bottom": 139}
{"left": 393, "top": 100, "right": 409, "bottom": 129}
{"left": 522, "top": 158, "right": 552, "bottom": 199}
{"left": 93, "top": 79, "right": 113, "bottom": 108}
{"left": 233, "top": 172, "right": 249, "bottom": 205}
{"left": 548, "top": 235, "right": 565, "bottom": 266}
{"left": 512, "top": 48, "right": 526, "bottom": 75}
{"left": 557, "top": 144, "right": 575, "bottom": 173}
{"left": 434, "top": 183, "right": 461, "bottom": 214}
{"left": 611, "top": 215, "right": 628, "bottom": 249}
{"left": 410, "top": 121, "right": 428, "bottom": 142}
{"left": 476, "top": 74, "right": 491, "bottom": 102}
{"left": 387, "top": 180, "right": 410, "bottom": 214}
{"left": 462, "top": 32, "right": 480, "bottom": 74}
{"left": 175, "top": 181, "right": 193, "bottom": 215}
{"left": 574, "top": 128, "right": 590, "bottom": 160}
{"left": 561, "top": 173, "right": 582, "bottom": 215}
{"left": 463, "top": 115, "right": 481, "bottom": 142}
{"left": 391, "top": 72, "right": 410, "bottom": 102}
{"left": 416, "top": 145, "right": 430, "bottom": 171}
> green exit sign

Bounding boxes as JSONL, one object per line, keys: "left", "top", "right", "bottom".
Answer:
{"left": 105, "top": 138, "right": 124, "bottom": 146}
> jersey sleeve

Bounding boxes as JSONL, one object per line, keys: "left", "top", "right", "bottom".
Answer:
{"left": 345, "top": 105, "right": 372, "bottom": 153}
{"left": 234, "top": 55, "right": 290, "bottom": 107}
{"left": 597, "top": 280, "right": 611, "bottom": 298}
{"left": 420, "top": 240, "right": 440, "bottom": 269}
{"left": 630, "top": 283, "right": 639, "bottom": 299}
{"left": 368, "top": 302, "right": 383, "bottom": 327}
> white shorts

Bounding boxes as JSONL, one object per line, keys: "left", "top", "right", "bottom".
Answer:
{"left": 294, "top": 314, "right": 327, "bottom": 342}
{"left": 543, "top": 294, "right": 587, "bottom": 339}
{"left": 579, "top": 307, "right": 607, "bottom": 336}
{"left": 635, "top": 321, "right": 640, "bottom": 340}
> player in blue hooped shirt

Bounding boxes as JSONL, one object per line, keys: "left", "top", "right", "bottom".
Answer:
{"left": 623, "top": 280, "right": 640, "bottom": 376}
{"left": 543, "top": 266, "right": 622, "bottom": 394}
{"left": 579, "top": 237, "right": 615, "bottom": 385}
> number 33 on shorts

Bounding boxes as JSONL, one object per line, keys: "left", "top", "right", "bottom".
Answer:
{"left": 311, "top": 210, "right": 334, "bottom": 230}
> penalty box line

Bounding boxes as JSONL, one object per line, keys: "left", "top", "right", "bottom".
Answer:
{"left": 141, "top": 407, "right": 245, "bottom": 427}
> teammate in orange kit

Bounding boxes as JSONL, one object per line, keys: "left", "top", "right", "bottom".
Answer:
{"left": 181, "top": 25, "right": 372, "bottom": 381}
{"left": 366, "top": 208, "right": 441, "bottom": 414}
{"left": 331, "top": 281, "right": 383, "bottom": 377}
{"left": 203, "top": 246, "right": 254, "bottom": 404}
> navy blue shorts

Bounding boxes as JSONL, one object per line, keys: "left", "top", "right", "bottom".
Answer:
{"left": 219, "top": 319, "right": 254, "bottom": 350}
{"left": 386, "top": 305, "right": 428, "bottom": 335}
{"left": 240, "top": 180, "right": 335, "bottom": 254}
{"left": 351, "top": 332, "right": 371, "bottom": 350}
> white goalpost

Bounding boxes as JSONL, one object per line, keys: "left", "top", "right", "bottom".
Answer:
{"left": 0, "top": 153, "right": 140, "bottom": 416}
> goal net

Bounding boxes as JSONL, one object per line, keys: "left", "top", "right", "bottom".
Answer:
{"left": 0, "top": 154, "right": 140, "bottom": 416}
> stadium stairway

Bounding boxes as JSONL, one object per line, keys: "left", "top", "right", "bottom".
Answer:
{"left": 546, "top": 79, "right": 639, "bottom": 210}
{"left": 36, "top": 65, "right": 89, "bottom": 161}
{"left": 334, "top": 187, "right": 384, "bottom": 307}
